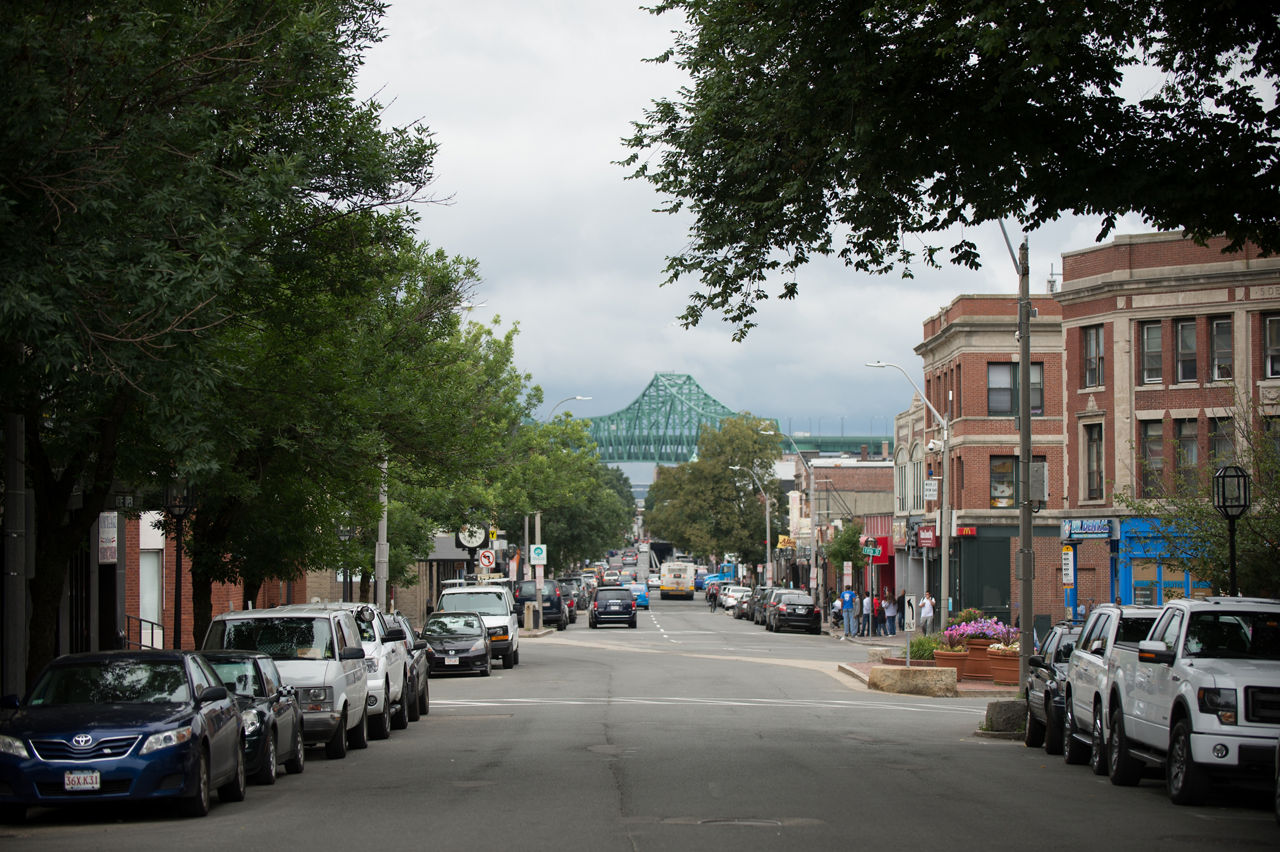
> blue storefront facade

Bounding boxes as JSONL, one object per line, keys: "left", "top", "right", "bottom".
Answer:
{"left": 1116, "top": 517, "right": 1214, "bottom": 606}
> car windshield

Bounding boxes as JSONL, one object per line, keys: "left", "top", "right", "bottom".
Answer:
{"left": 208, "top": 660, "right": 265, "bottom": 697}
{"left": 28, "top": 660, "right": 190, "bottom": 706}
{"left": 1183, "top": 611, "right": 1280, "bottom": 660}
{"left": 424, "top": 614, "right": 483, "bottom": 636}
{"left": 206, "top": 616, "right": 335, "bottom": 661}
{"left": 439, "top": 592, "right": 508, "bottom": 615}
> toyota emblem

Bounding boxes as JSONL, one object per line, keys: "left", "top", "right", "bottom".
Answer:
{"left": 71, "top": 734, "right": 93, "bottom": 748}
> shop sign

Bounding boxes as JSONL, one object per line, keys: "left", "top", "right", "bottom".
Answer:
{"left": 1061, "top": 519, "right": 1112, "bottom": 540}
{"left": 955, "top": 526, "right": 978, "bottom": 537}
{"left": 917, "top": 525, "right": 937, "bottom": 548}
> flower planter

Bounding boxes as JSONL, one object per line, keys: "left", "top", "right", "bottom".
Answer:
{"left": 989, "top": 653, "right": 1020, "bottom": 686}
{"left": 932, "top": 648, "right": 969, "bottom": 680}
{"left": 965, "top": 638, "right": 995, "bottom": 681}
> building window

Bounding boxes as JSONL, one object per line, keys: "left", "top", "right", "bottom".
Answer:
{"left": 987, "top": 362, "right": 1043, "bottom": 416}
{"left": 1140, "top": 322, "right": 1163, "bottom": 384}
{"left": 1175, "top": 419, "right": 1198, "bottom": 490}
{"left": 911, "top": 448, "right": 924, "bottom": 512}
{"left": 1140, "top": 420, "right": 1164, "bottom": 497}
{"left": 1211, "top": 317, "right": 1232, "bottom": 380}
{"left": 1084, "top": 423, "right": 1104, "bottom": 500}
{"left": 895, "top": 450, "right": 907, "bottom": 512}
{"left": 1268, "top": 316, "right": 1280, "bottom": 378}
{"left": 1210, "top": 417, "right": 1234, "bottom": 467}
{"left": 1175, "top": 319, "right": 1196, "bottom": 383}
{"left": 990, "top": 456, "right": 1016, "bottom": 508}
{"left": 1083, "top": 325, "right": 1103, "bottom": 388}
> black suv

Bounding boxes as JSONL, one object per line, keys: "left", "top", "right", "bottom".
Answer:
{"left": 514, "top": 579, "right": 568, "bottom": 630}
{"left": 589, "top": 586, "right": 637, "bottom": 629}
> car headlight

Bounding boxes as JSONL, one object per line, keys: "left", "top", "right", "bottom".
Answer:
{"left": 469, "top": 639, "right": 487, "bottom": 653}
{"left": 1197, "top": 687, "right": 1238, "bottom": 724}
{"left": 0, "top": 734, "right": 30, "bottom": 759}
{"left": 300, "top": 686, "right": 333, "bottom": 712}
{"left": 140, "top": 726, "right": 194, "bottom": 755}
{"left": 240, "top": 709, "right": 261, "bottom": 736}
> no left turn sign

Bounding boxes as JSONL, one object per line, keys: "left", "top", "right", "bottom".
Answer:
{"left": 478, "top": 549, "right": 496, "bottom": 569}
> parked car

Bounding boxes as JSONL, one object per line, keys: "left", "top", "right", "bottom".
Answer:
{"left": 0, "top": 650, "right": 245, "bottom": 823}
{"left": 720, "top": 585, "right": 752, "bottom": 614}
{"left": 767, "top": 592, "right": 821, "bottom": 634}
{"left": 628, "top": 582, "right": 650, "bottom": 609}
{"left": 590, "top": 586, "right": 637, "bottom": 629}
{"left": 757, "top": 588, "right": 791, "bottom": 626}
{"left": 204, "top": 650, "right": 306, "bottom": 784}
{"left": 514, "top": 579, "right": 568, "bottom": 631}
{"left": 320, "top": 603, "right": 411, "bottom": 741}
{"left": 203, "top": 604, "right": 369, "bottom": 759}
{"left": 740, "top": 586, "right": 772, "bottom": 621}
{"left": 1023, "top": 621, "right": 1083, "bottom": 755}
{"left": 437, "top": 584, "right": 520, "bottom": 669}
{"left": 422, "top": 612, "right": 492, "bottom": 676}
{"left": 558, "top": 579, "right": 584, "bottom": 623}
{"left": 391, "top": 613, "right": 430, "bottom": 720}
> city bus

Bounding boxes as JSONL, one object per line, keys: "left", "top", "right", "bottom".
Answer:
{"left": 659, "top": 561, "right": 696, "bottom": 600}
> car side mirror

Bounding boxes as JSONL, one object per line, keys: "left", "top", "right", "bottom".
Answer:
{"left": 199, "top": 685, "right": 228, "bottom": 704}
{"left": 1028, "top": 655, "right": 1045, "bottom": 669}
{"left": 339, "top": 646, "right": 366, "bottom": 660}
{"left": 383, "top": 627, "right": 406, "bottom": 642}
{"left": 413, "top": 639, "right": 428, "bottom": 651}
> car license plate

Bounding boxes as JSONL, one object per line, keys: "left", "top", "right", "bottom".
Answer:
{"left": 64, "top": 769, "right": 100, "bottom": 792}
{"left": 445, "top": 657, "right": 460, "bottom": 665}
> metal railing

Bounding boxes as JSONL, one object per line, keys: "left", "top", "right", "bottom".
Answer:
{"left": 123, "top": 614, "right": 164, "bottom": 649}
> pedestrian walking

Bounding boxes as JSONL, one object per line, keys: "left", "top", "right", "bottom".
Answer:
{"left": 919, "top": 592, "right": 935, "bottom": 635}
{"left": 896, "top": 590, "right": 906, "bottom": 632}
{"left": 883, "top": 594, "right": 897, "bottom": 636}
{"left": 840, "top": 585, "right": 856, "bottom": 640}
{"left": 860, "top": 590, "right": 872, "bottom": 637}
{"left": 848, "top": 590, "right": 862, "bottom": 638}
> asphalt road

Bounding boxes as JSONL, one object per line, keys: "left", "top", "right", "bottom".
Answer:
{"left": 4, "top": 596, "right": 1276, "bottom": 850}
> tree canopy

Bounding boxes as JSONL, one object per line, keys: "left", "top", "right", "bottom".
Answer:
{"left": 624, "top": 1, "right": 1280, "bottom": 337}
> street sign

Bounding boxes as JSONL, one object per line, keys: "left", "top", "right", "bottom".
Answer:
{"left": 530, "top": 544, "right": 548, "bottom": 565}
{"left": 478, "top": 549, "right": 496, "bottom": 569}
{"left": 923, "top": 478, "right": 938, "bottom": 501}
{"left": 861, "top": 545, "right": 882, "bottom": 557}
{"left": 1061, "top": 545, "right": 1074, "bottom": 587}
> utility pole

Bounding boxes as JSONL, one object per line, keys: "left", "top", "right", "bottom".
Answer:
{"left": 4, "top": 412, "right": 27, "bottom": 693}
{"left": 375, "top": 459, "right": 388, "bottom": 611}
{"left": 1017, "top": 239, "right": 1036, "bottom": 683}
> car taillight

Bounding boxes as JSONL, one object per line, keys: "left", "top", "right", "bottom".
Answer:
{"left": 778, "top": 604, "right": 788, "bottom": 613}
{"left": 631, "top": 601, "right": 637, "bottom": 610}
{"left": 592, "top": 601, "right": 599, "bottom": 610}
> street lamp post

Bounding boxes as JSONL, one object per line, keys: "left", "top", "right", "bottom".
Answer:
{"left": 762, "top": 429, "right": 819, "bottom": 610}
{"left": 548, "top": 395, "right": 591, "bottom": 418}
{"left": 1212, "top": 465, "right": 1251, "bottom": 597}
{"left": 164, "top": 479, "right": 195, "bottom": 650}
{"left": 866, "top": 360, "right": 951, "bottom": 632}
{"left": 338, "top": 523, "right": 354, "bottom": 602}
{"left": 730, "top": 465, "right": 772, "bottom": 584}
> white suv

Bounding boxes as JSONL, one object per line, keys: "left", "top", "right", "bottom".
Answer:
{"left": 320, "top": 604, "right": 411, "bottom": 741}
{"left": 203, "top": 604, "right": 370, "bottom": 759}
{"left": 437, "top": 585, "right": 520, "bottom": 669}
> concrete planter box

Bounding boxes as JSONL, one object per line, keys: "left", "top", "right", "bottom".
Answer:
{"left": 866, "top": 664, "right": 958, "bottom": 698}
{"left": 881, "top": 657, "right": 936, "bottom": 667}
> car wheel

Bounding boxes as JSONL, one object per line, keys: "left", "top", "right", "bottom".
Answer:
{"left": 557, "top": 617, "right": 567, "bottom": 631}
{"left": 284, "top": 723, "right": 305, "bottom": 774}
{"left": 391, "top": 681, "right": 410, "bottom": 730}
{"left": 1273, "top": 742, "right": 1279, "bottom": 825}
{"left": 629, "top": 618, "right": 637, "bottom": 628}
{"left": 253, "top": 727, "right": 277, "bottom": 785}
{"left": 218, "top": 743, "right": 247, "bottom": 802}
{"left": 1108, "top": 703, "right": 1142, "bottom": 786}
{"left": 1089, "top": 701, "right": 1108, "bottom": 776}
{"left": 503, "top": 652, "right": 514, "bottom": 670}
{"left": 1167, "top": 718, "right": 1207, "bottom": 805}
{"left": 406, "top": 675, "right": 421, "bottom": 722}
{"left": 418, "top": 676, "right": 429, "bottom": 715}
{"left": 481, "top": 660, "right": 492, "bottom": 677}
{"left": 325, "top": 709, "right": 348, "bottom": 759}
{"left": 348, "top": 706, "right": 369, "bottom": 750}
{"left": 370, "top": 709, "right": 390, "bottom": 740}
{"left": 589, "top": 618, "right": 598, "bottom": 629}
{"left": 1024, "top": 700, "right": 1045, "bottom": 749}
{"left": 180, "top": 747, "right": 211, "bottom": 817}
{"left": 1062, "top": 699, "right": 1089, "bottom": 765}
{"left": 513, "top": 648, "right": 520, "bottom": 666}
{"left": 1042, "top": 700, "right": 1064, "bottom": 755}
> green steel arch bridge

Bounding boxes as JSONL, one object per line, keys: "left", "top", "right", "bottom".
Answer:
{"left": 588, "top": 373, "right": 755, "bottom": 464}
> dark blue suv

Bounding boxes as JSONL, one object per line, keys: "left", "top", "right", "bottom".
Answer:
{"left": 514, "top": 579, "right": 567, "bottom": 631}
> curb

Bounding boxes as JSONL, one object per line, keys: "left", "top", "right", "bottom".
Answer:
{"left": 837, "top": 662, "right": 1021, "bottom": 699}
{"left": 520, "top": 628, "right": 556, "bottom": 638}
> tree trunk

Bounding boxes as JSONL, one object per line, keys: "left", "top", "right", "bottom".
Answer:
{"left": 190, "top": 571, "right": 213, "bottom": 650}
{"left": 242, "top": 578, "right": 263, "bottom": 610}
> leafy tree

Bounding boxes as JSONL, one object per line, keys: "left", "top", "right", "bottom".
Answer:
{"left": 823, "top": 521, "right": 866, "bottom": 581}
{"left": 1115, "top": 401, "right": 1280, "bottom": 597}
{"left": 1, "top": 1, "right": 437, "bottom": 678}
{"left": 624, "top": 1, "right": 1280, "bottom": 336}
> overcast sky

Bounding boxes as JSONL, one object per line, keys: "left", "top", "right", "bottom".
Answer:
{"left": 356, "top": 2, "right": 1149, "bottom": 441}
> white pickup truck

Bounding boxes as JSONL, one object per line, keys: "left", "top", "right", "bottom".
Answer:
{"left": 1062, "top": 603, "right": 1160, "bottom": 773}
{"left": 1103, "top": 596, "right": 1280, "bottom": 804}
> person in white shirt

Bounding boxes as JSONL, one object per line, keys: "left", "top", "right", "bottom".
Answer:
{"left": 919, "top": 592, "right": 935, "bottom": 635}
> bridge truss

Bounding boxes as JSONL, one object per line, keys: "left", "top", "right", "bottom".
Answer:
{"left": 589, "top": 373, "right": 743, "bottom": 464}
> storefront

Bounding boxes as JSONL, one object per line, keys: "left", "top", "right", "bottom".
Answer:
{"left": 1117, "top": 517, "right": 1212, "bottom": 605}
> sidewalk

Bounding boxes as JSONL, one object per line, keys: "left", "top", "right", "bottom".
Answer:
{"left": 825, "top": 620, "right": 1020, "bottom": 698}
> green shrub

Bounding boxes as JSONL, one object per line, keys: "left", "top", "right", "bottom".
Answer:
{"left": 953, "top": 607, "right": 984, "bottom": 624}
{"left": 909, "top": 633, "right": 940, "bottom": 660}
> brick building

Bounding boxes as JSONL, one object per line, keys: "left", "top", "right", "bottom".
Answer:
{"left": 888, "top": 232, "right": 1280, "bottom": 636}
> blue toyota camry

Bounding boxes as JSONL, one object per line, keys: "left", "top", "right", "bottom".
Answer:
{"left": 0, "top": 650, "right": 246, "bottom": 823}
